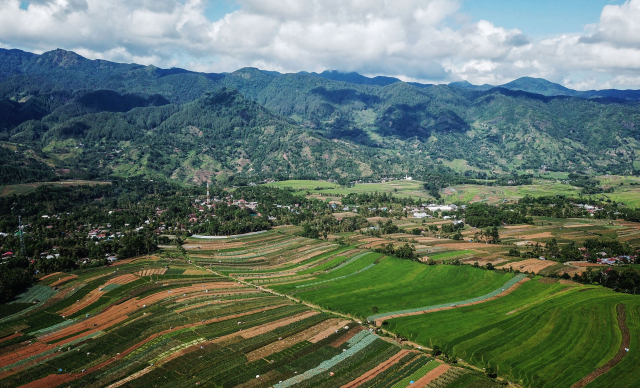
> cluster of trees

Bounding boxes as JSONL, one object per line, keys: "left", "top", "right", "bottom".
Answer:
{"left": 363, "top": 219, "right": 401, "bottom": 237}
{"left": 510, "top": 238, "right": 635, "bottom": 263}
{"left": 572, "top": 267, "right": 640, "bottom": 294}
{"left": 373, "top": 242, "right": 417, "bottom": 261}
{"left": 464, "top": 203, "right": 533, "bottom": 228}
{"left": 191, "top": 203, "right": 271, "bottom": 236}
{"left": 567, "top": 173, "right": 613, "bottom": 194}
{"left": 514, "top": 195, "right": 640, "bottom": 222}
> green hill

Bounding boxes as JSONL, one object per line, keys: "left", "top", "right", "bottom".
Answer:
{"left": 1, "top": 48, "right": 639, "bottom": 185}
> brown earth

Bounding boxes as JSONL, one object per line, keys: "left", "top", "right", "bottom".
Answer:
{"left": 106, "top": 274, "right": 138, "bottom": 285}
{"left": 500, "top": 259, "right": 557, "bottom": 274}
{"left": 308, "top": 320, "right": 353, "bottom": 343}
{"left": 571, "top": 304, "right": 630, "bottom": 388}
{"left": 565, "top": 224, "right": 595, "bottom": 228}
{"left": 340, "top": 349, "right": 415, "bottom": 388}
{"left": 182, "top": 269, "right": 208, "bottom": 275}
{"left": 174, "top": 296, "right": 270, "bottom": 313}
{"left": 375, "top": 278, "right": 531, "bottom": 326}
{"left": 330, "top": 326, "right": 367, "bottom": 347}
{"left": 503, "top": 225, "right": 533, "bottom": 229}
{"left": 58, "top": 274, "right": 141, "bottom": 316}
{"left": 245, "top": 318, "right": 345, "bottom": 362}
{"left": 135, "top": 268, "right": 166, "bottom": 277}
{"left": 18, "top": 304, "right": 289, "bottom": 388}
{"left": 412, "top": 363, "right": 451, "bottom": 388}
{"left": 0, "top": 333, "right": 22, "bottom": 343}
{"left": 516, "top": 232, "right": 554, "bottom": 239}
{"left": 239, "top": 311, "right": 319, "bottom": 339}
{"left": 50, "top": 275, "right": 78, "bottom": 287}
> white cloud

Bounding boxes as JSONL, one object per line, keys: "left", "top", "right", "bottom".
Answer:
{"left": 0, "top": 0, "right": 640, "bottom": 89}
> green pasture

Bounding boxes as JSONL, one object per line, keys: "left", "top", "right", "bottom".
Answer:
{"left": 265, "top": 176, "right": 640, "bottom": 207}
{"left": 297, "top": 247, "right": 360, "bottom": 275}
{"left": 266, "top": 179, "right": 429, "bottom": 199}
{"left": 428, "top": 250, "right": 472, "bottom": 261}
{"left": 271, "top": 256, "right": 515, "bottom": 319}
{"left": 0, "top": 180, "right": 111, "bottom": 198}
{"left": 267, "top": 180, "right": 338, "bottom": 190}
{"left": 386, "top": 280, "right": 640, "bottom": 388}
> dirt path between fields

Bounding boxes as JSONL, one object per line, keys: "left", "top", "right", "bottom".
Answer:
{"left": 571, "top": 304, "right": 630, "bottom": 388}
{"left": 340, "top": 349, "right": 415, "bottom": 388}
{"left": 374, "top": 278, "right": 531, "bottom": 326}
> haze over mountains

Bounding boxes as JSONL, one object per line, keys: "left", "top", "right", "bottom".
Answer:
{"left": 1, "top": 48, "right": 639, "bottom": 186}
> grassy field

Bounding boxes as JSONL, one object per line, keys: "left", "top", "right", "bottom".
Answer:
{"left": 386, "top": 280, "right": 640, "bottom": 388}
{"left": 5, "top": 221, "right": 636, "bottom": 387}
{"left": 0, "top": 180, "right": 111, "bottom": 197}
{"left": 2, "top": 255, "right": 443, "bottom": 388}
{"left": 272, "top": 256, "right": 515, "bottom": 319}
{"left": 265, "top": 177, "right": 640, "bottom": 207}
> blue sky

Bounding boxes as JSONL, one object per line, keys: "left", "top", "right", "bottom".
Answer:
{"left": 201, "top": 0, "right": 624, "bottom": 36}
{"left": 460, "top": 0, "right": 625, "bottom": 36}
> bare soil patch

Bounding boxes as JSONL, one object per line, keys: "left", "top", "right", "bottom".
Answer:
{"left": 182, "top": 269, "right": 208, "bottom": 275}
{"left": 246, "top": 318, "right": 345, "bottom": 362}
{"left": 565, "top": 224, "right": 595, "bottom": 228}
{"left": 412, "top": 363, "right": 450, "bottom": 387}
{"left": 135, "top": 268, "right": 167, "bottom": 276}
{"left": 501, "top": 259, "right": 557, "bottom": 274}
{"left": 22, "top": 304, "right": 289, "bottom": 388}
{"left": 516, "top": 232, "right": 553, "bottom": 239}
{"left": 330, "top": 326, "right": 367, "bottom": 347}
{"left": 240, "top": 311, "right": 319, "bottom": 339}
{"left": 106, "top": 274, "right": 138, "bottom": 285}
{"left": 309, "top": 320, "right": 352, "bottom": 343}
{"left": 50, "top": 275, "right": 77, "bottom": 287}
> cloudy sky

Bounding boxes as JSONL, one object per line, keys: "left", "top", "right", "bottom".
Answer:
{"left": 1, "top": 0, "right": 639, "bottom": 89}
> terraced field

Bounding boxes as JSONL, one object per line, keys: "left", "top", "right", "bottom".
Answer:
{"left": 3, "top": 229, "right": 638, "bottom": 387}
{"left": 272, "top": 256, "right": 517, "bottom": 319}
{"left": 2, "top": 256, "right": 437, "bottom": 388}
{"left": 384, "top": 281, "right": 640, "bottom": 388}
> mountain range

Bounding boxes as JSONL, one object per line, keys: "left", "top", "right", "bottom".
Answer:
{"left": 0, "top": 48, "right": 639, "bottom": 186}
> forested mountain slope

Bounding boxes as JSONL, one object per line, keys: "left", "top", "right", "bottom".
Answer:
{"left": 1, "top": 48, "right": 639, "bottom": 185}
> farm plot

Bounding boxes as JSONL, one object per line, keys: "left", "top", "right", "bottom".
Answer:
{"left": 385, "top": 280, "right": 640, "bottom": 388}
{"left": 135, "top": 268, "right": 167, "bottom": 276}
{"left": 0, "top": 259, "right": 420, "bottom": 388}
{"left": 497, "top": 258, "right": 559, "bottom": 274}
{"left": 272, "top": 256, "right": 516, "bottom": 319}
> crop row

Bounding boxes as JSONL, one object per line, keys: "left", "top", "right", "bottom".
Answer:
{"left": 327, "top": 251, "right": 372, "bottom": 273}
{"left": 391, "top": 360, "right": 439, "bottom": 388}
{"left": 296, "top": 263, "right": 377, "bottom": 289}
{"left": 274, "top": 330, "right": 379, "bottom": 388}
{"left": 370, "top": 355, "right": 431, "bottom": 388}
{"left": 367, "top": 274, "right": 527, "bottom": 321}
